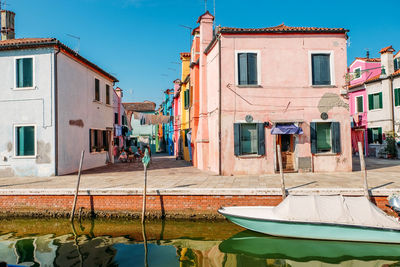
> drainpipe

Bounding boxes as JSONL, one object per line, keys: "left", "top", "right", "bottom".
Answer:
{"left": 54, "top": 44, "right": 61, "bottom": 176}
{"left": 218, "top": 34, "right": 222, "bottom": 175}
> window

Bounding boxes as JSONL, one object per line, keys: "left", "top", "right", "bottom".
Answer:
{"left": 311, "top": 54, "right": 331, "bottom": 85}
{"left": 114, "top": 113, "right": 119, "bottom": 124}
{"left": 15, "top": 125, "right": 35, "bottom": 157}
{"left": 354, "top": 67, "right": 361, "bottom": 79}
{"left": 394, "top": 58, "right": 400, "bottom": 71}
{"left": 89, "top": 129, "right": 110, "bottom": 152}
{"left": 234, "top": 123, "right": 265, "bottom": 156}
{"left": 94, "top": 78, "right": 100, "bottom": 101}
{"left": 310, "top": 122, "right": 341, "bottom": 154}
{"left": 106, "top": 84, "right": 110, "bottom": 104}
{"left": 368, "top": 92, "right": 383, "bottom": 110}
{"left": 368, "top": 127, "right": 382, "bottom": 144}
{"left": 237, "top": 52, "right": 258, "bottom": 85}
{"left": 355, "top": 95, "right": 364, "bottom": 113}
{"left": 16, "top": 57, "right": 33, "bottom": 88}
{"left": 395, "top": 88, "right": 400, "bottom": 107}
{"left": 122, "top": 115, "right": 127, "bottom": 126}
{"left": 184, "top": 90, "right": 190, "bottom": 109}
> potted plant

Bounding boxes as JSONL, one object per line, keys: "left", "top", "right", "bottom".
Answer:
{"left": 91, "top": 146, "right": 97, "bottom": 153}
{"left": 385, "top": 132, "right": 398, "bottom": 159}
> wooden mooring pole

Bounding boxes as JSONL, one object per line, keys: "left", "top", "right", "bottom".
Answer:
{"left": 358, "top": 142, "right": 370, "bottom": 200}
{"left": 70, "top": 150, "right": 85, "bottom": 222}
{"left": 277, "top": 145, "right": 286, "bottom": 199}
{"left": 142, "top": 165, "right": 147, "bottom": 224}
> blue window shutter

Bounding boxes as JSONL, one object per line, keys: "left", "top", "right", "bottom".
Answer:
{"left": 247, "top": 53, "right": 258, "bottom": 85}
{"left": 310, "top": 122, "right": 317, "bottom": 154}
{"left": 257, "top": 123, "right": 265, "bottom": 155}
{"left": 234, "top": 123, "right": 241, "bottom": 156}
{"left": 331, "top": 122, "right": 341, "bottom": 154}
{"left": 312, "top": 54, "right": 331, "bottom": 85}
{"left": 238, "top": 53, "right": 248, "bottom": 85}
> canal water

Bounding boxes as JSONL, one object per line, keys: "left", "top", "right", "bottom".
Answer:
{"left": 0, "top": 218, "right": 400, "bottom": 266}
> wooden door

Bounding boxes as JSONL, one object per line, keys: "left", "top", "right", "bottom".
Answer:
{"left": 277, "top": 135, "right": 295, "bottom": 172}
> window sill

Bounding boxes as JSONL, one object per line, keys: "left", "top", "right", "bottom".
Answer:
{"left": 311, "top": 85, "right": 337, "bottom": 88}
{"left": 369, "top": 109, "right": 383, "bottom": 112}
{"left": 105, "top": 103, "right": 113, "bottom": 108}
{"left": 13, "top": 86, "right": 36, "bottom": 91}
{"left": 313, "top": 152, "right": 339, "bottom": 156}
{"left": 237, "top": 85, "right": 262, "bottom": 88}
{"left": 13, "top": 155, "right": 37, "bottom": 159}
{"left": 237, "top": 154, "right": 264, "bottom": 159}
{"left": 93, "top": 100, "right": 102, "bottom": 104}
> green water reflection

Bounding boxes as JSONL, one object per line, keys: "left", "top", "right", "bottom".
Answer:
{"left": 0, "top": 218, "right": 399, "bottom": 266}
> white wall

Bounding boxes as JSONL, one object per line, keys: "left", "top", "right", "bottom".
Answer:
{"left": 0, "top": 48, "right": 55, "bottom": 177}
{"left": 57, "top": 52, "right": 114, "bottom": 175}
{"left": 393, "top": 76, "right": 400, "bottom": 134}
{"left": 366, "top": 79, "right": 393, "bottom": 132}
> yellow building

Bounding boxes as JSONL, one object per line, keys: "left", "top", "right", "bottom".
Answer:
{"left": 180, "top": 52, "right": 191, "bottom": 162}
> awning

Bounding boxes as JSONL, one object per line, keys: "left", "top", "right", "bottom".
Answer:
{"left": 271, "top": 123, "right": 303, "bottom": 135}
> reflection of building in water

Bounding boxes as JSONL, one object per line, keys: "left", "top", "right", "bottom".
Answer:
{"left": 0, "top": 233, "right": 399, "bottom": 267}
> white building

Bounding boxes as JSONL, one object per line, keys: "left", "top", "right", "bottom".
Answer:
{"left": 0, "top": 10, "right": 117, "bottom": 176}
{"left": 364, "top": 46, "right": 400, "bottom": 156}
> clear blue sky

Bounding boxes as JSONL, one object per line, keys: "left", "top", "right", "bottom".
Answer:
{"left": 11, "top": 0, "right": 399, "bottom": 105}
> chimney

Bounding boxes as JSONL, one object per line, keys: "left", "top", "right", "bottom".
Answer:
{"left": 0, "top": 10, "right": 15, "bottom": 40}
{"left": 379, "top": 45, "right": 395, "bottom": 76}
{"left": 197, "top": 11, "right": 214, "bottom": 51}
{"left": 366, "top": 50, "right": 369, "bottom": 59}
{"left": 115, "top": 87, "right": 123, "bottom": 98}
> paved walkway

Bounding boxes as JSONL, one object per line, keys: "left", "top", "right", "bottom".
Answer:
{"left": 0, "top": 154, "right": 400, "bottom": 196}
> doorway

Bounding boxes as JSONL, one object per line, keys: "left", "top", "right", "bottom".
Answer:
{"left": 277, "top": 134, "right": 295, "bottom": 172}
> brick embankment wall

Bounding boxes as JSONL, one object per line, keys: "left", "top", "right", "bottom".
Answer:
{"left": 0, "top": 195, "right": 395, "bottom": 219}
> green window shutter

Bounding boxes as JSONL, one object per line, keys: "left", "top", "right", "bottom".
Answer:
{"left": 378, "top": 128, "right": 383, "bottom": 144}
{"left": 368, "top": 94, "right": 373, "bottom": 110}
{"left": 331, "top": 122, "right": 341, "bottom": 154}
{"left": 378, "top": 92, "right": 383, "bottom": 109}
{"left": 310, "top": 122, "right": 317, "bottom": 154}
{"left": 16, "top": 126, "right": 35, "bottom": 156}
{"left": 357, "top": 96, "right": 363, "bottom": 112}
{"left": 316, "top": 123, "right": 331, "bottom": 152}
{"left": 257, "top": 123, "right": 265, "bottom": 155}
{"left": 234, "top": 123, "right": 241, "bottom": 156}
{"left": 367, "top": 128, "right": 372, "bottom": 144}
{"left": 395, "top": 89, "right": 400, "bottom": 106}
{"left": 23, "top": 58, "right": 33, "bottom": 87}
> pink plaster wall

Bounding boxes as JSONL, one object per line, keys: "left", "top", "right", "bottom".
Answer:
{"left": 349, "top": 60, "right": 381, "bottom": 86}
{"left": 203, "top": 33, "right": 352, "bottom": 175}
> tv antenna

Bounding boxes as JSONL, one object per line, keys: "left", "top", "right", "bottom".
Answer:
{"left": 0, "top": 0, "right": 11, "bottom": 10}
{"left": 66, "top": 33, "right": 81, "bottom": 54}
{"left": 179, "top": 24, "right": 192, "bottom": 50}
{"left": 204, "top": 0, "right": 207, "bottom": 11}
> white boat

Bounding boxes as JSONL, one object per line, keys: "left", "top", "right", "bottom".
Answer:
{"left": 218, "top": 195, "right": 400, "bottom": 243}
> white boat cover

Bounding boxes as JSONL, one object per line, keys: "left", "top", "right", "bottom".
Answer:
{"left": 272, "top": 195, "right": 400, "bottom": 230}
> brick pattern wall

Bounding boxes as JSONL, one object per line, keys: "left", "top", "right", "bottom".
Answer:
{"left": 0, "top": 195, "right": 395, "bottom": 217}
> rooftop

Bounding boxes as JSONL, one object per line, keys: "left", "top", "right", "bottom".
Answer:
{"left": 379, "top": 45, "right": 395, "bottom": 54}
{"left": 219, "top": 23, "right": 348, "bottom": 34}
{"left": 0, "top": 38, "right": 118, "bottom": 82}
{"left": 354, "top": 57, "right": 381, "bottom": 62}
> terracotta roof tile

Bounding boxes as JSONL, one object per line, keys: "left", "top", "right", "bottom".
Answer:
{"left": 365, "top": 73, "right": 382, "bottom": 83}
{"left": 379, "top": 45, "right": 395, "bottom": 54}
{"left": 219, "top": 23, "right": 348, "bottom": 34}
{"left": 348, "top": 82, "right": 365, "bottom": 89}
{"left": 355, "top": 57, "right": 381, "bottom": 62}
{"left": 395, "top": 50, "right": 400, "bottom": 58}
{"left": 0, "top": 38, "right": 118, "bottom": 82}
{"left": 123, "top": 101, "right": 156, "bottom": 112}
{"left": 0, "top": 38, "right": 55, "bottom": 46}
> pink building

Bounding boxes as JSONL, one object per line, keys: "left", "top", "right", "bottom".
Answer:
{"left": 194, "top": 11, "right": 352, "bottom": 175}
{"left": 172, "top": 79, "right": 182, "bottom": 159}
{"left": 348, "top": 56, "right": 381, "bottom": 155}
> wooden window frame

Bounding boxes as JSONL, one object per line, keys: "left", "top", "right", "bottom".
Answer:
{"left": 14, "top": 56, "right": 36, "bottom": 90}
{"left": 13, "top": 124, "right": 37, "bottom": 158}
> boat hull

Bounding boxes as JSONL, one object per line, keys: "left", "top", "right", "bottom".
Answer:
{"left": 221, "top": 211, "right": 400, "bottom": 244}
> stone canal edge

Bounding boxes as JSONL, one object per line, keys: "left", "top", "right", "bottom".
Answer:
{"left": 0, "top": 188, "right": 397, "bottom": 219}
